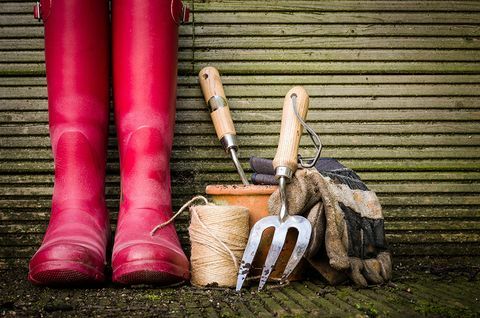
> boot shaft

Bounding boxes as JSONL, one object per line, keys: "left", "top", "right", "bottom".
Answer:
{"left": 38, "top": 0, "right": 110, "bottom": 203}
{"left": 41, "top": 0, "right": 110, "bottom": 158}
{"left": 112, "top": 0, "right": 185, "bottom": 209}
{"left": 112, "top": 0, "right": 183, "bottom": 142}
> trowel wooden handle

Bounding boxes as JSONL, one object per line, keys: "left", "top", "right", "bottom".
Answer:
{"left": 273, "top": 86, "right": 309, "bottom": 173}
{"left": 199, "top": 66, "right": 227, "bottom": 104}
{"left": 199, "top": 66, "right": 236, "bottom": 140}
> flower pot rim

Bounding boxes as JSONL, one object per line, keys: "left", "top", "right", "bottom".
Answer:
{"left": 206, "top": 184, "right": 277, "bottom": 195}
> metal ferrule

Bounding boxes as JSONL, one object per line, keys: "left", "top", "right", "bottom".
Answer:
{"left": 275, "top": 166, "right": 293, "bottom": 180}
{"left": 220, "top": 134, "right": 238, "bottom": 152}
{"left": 206, "top": 95, "right": 229, "bottom": 112}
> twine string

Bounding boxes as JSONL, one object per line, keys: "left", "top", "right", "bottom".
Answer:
{"left": 150, "top": 195, "right": 249, "bottom": 287}
{"left": 150, "top": 195, "right": 208, "bottom": 236}
{"left": 189, "top": 205, "right": 249, "bottom": 287}
{"left": 190, "top": 207, "right": 239, "bottom": 269}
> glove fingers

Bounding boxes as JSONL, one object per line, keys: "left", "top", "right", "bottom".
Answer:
{"left": 316, "top": 172, "right": 350, "bottom": 270}
{"left": 362, "top": 259, "right": 385, "bottom": 285}
{"left": 249, "top": 156, "right": 275, "bottom": 175}
{"left": 349, "top": 258, "right": 368, "bottom": 287}
{"left": 251, "top": 173, "right": 277, "bottom": 185}
{"left": 377, "top": 252, "right": 393, "bottom": 281}
{"left": 304, "top": 202, "right": 325, "bottom": 258}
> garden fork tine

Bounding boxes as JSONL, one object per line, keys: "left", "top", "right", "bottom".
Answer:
{"left": 279, "top": 216, "right": 312, "bottom": 282}
{"left": 236, "top": 87, "right": 312, "bottom": 291}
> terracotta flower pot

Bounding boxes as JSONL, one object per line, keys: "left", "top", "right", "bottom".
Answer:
{"left": 205, "top": 184, "right": 306, "bottom": 282}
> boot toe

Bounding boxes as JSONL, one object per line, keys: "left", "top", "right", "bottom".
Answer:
{"left": 29, "top": 242, "right": 105, "bottom": 285}
{"left": 112, "top": 242, "right": 190, "bottom": 285}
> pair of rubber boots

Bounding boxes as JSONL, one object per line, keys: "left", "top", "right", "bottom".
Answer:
{"left": 28, "top": 0, "right": 190, "bottom": 286}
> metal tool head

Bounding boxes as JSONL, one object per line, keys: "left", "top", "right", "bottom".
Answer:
{"left": 236, "top": 176, "right": 312, "bottom": 291}
{"left": 228, "top": 147, "right": 249, "bottom": 186}
{"left": 235, "top": 214, "right": 312, "bottom": 291}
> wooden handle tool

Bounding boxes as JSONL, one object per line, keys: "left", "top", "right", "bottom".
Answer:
{"left": 199, "top": 66, "right": 249, "bottom": 185}
{"left": 273, "top": 86, "right": 310, "bottom": 180}
{"left": 235, "top": 88, "right": 312, "bottom": 292}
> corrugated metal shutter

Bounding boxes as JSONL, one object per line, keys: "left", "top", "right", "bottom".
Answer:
{"left": 0, "top": 1, "right": 479, "bottom": 269}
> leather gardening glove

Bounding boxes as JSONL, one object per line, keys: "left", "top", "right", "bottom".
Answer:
{"left": 268, "top": 169, "right": 325, "bottom": 258}
{"left": 264, "top": 158, "right": 392, "bottom": 287}
{"left": 267, "top": 168, "right": 347, "bottom": 284}
{"left": 313, "top": 171, "right": 392, "bottom": 287}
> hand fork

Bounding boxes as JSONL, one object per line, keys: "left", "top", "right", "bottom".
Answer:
{"left": 236, "top": 87, "right": 312, "bottom": 291}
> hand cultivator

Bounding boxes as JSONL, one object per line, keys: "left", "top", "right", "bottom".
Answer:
{"left": 236, "top": 87, "right": 313, "bottom": 291}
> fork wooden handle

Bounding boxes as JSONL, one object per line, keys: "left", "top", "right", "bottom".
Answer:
{"left": 273, "top": 86, "right": 310, "bottom": 174}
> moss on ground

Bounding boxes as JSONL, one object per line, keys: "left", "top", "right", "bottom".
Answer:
{"left": 414, "top": 299, "right": 475, "bottom": 318}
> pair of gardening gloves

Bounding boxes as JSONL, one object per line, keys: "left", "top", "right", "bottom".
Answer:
{"left": 250, "top": 157, "right": 392, "bottom": 287}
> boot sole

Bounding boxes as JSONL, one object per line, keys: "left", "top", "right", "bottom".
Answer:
{"left": 29, "top": 260, "right": 105, "bottom": 286}
{"left": 112, "top": 260, "right": 189, "bottom": 286}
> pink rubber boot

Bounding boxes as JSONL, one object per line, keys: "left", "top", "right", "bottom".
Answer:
{"left": 111, "top": 0, "right": 190, "bottom": 285}
{"left": 28, "top": 0, "right": 110, "bottom": 285}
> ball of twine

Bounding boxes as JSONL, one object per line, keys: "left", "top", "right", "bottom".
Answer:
{"left": 189, "top": 203, "right": 249, "bottom": 288}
